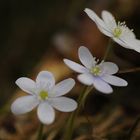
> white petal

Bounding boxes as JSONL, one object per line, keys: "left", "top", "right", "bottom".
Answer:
{"left": 124, "top": 39, "right": 140, "bottom": 53}
{"left": 36, "top": 71, "right": 55, "bottom": 89}
{"left": 102, "top": 75, "right": 128, "bottom": 87}
{"left": 78, "top": 46, "right": 96, "bottom": 69}
{"left": 114, "top": 37, "right": 140, "bottom": 52}
{"left": 113, "top": 38, "right": 131, "bottom": 49}
{"left": 11, "top": 95, "right": 39, "bottom": 115}
{"left": 101, "top": 10, "right": 117, "bottom": 29}
{"left": 78, "top": 73, "right": 94, "bottom": 86}
{"left": 84, "top": 8, "right": 112, "bottom": 37}
{"left": 121, "top": 28, "right": 136, "bottom": 40}
{"left": 132, "top": 39, "right": 140, "bottom": 53}
{"left": 37, "top": 102, "right": 55, "bottom": 125}
{"left": 50, "top": 78, "right": 75, "bottom": 97}
{"left": 50, "top": 97, "right": 77, "bottom": 112}
{"left": 93, "top": 77, "right": 113, "bottom": 94}
{"left": 63, "top": 59, "right": 88, "bottom": 73}
{"left": 15, "top": 77, "right": 36, "bottom": 94}
{"left": 101, "top": 62, "right": 119, "bottom": 75}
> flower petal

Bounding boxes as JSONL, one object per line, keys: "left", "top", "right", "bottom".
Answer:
{"left": 84, "top": 8, "right": 112, "bottom": 37}
{"left": 15, "top": 77, "right": 36, "bottom": 94}
{"left": 113, "top": 38, "right": 130, "bottom": 49}
{"left": 50, "top": 78, "right": 75, "bottom": 97}
{"left": 11, "top": 95, "right": 39, "bottom": 115}
{"left": 36, "top": 71, "right": 55, "bottom": 89}
{"left": 101, "top": 10, "right": 117, "bottom": 30}
{"left": 114, "top": 37, "right": 140, "bottom": 53}
{"left": 93, "top": 77, "right": 113, "bottom": 94}
{"left": 132, "top": 39, "right": 140, "bottom": 53}
{"left": 124, "top": 38, "right": 140, "bottom": 52}
{"left": 102, "top": 75, "right": 128, "bottom": 87}
{"left": 78, "top": 46, "right": 96, "bottom": 69}
{"left": 50, "top": 97, "right": 77, "bottom": 112}
{"left": 101, "top": 62, "right": 119, "bottom": 75}
{"left": 37, "top": 102, "right": 55, "bottom": 124}
{"left": 121, "top": 28, "right": 136, "bottom": 40}
{"left": 63, "top": 59, "right": 88, "bottom": 73}
{"left": 78, "top": 73, "right": 94, "bottom": 86}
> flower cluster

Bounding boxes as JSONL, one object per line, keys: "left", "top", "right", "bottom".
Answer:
{"left": 11, "top": 8, "right": 140, "bottom": 127}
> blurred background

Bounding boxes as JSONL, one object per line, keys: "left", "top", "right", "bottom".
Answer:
{"left": 0, "top": 0, "right": 140, "bottom": 139}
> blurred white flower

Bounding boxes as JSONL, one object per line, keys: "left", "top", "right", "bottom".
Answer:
{"left": 11, "top": 71, "right": 77, "bottom": 125}
{"left": 64, "top": 46, "right": 128, "bottom": 94}
{"left": 84, "top": 8, "right": 140, "bottom": 53}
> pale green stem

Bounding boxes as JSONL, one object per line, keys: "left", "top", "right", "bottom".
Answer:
{"left": 63, "top": 86, "right": 93, "bottom": 140}
{"left": 81, "top": 86, "right": 93, "bottom": 108}
{"left": 103, "top": 39, "right": 113, "bottom": 60}
{"left": 37, "top": 123, "right": 44, "bottom": 140}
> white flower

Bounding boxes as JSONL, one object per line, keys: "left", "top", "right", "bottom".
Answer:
{"left": 64, "top": 46, "right": 128, "bottom": 94}
{"left": 84, "top": 8, "right": 140, "bottom": 53}
{"left": 11, "top": 71, "right": 77, "bottom": 125}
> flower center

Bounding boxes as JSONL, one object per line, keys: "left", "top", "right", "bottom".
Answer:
{"left": 90, "top": 66, "right": 101, "bottom": 76}
{"left": 113, "top": 27, "right": 122, "bottom": 38}
{"left": 39, "top": 90, "right": 48, "bottom": 100}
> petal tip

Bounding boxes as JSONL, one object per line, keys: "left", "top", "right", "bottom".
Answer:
{"left": 11, "top": 104, "right": 17, "bottom": 115}
{"left": 71, "top": 101, "right": 78, "bottom": 111}
{"left": 123, "top": 81, "right": 128, "bottom": 87}
{"left": 79, "top": 46, "right": 87, "bottom": 50}
{"left": 103, "top": 89, "right": 113, "bottom": 94}
{"left": 11, "top": 102, "right": 22, "bottom": 115}
{"left": 15, "top": 77, "right": 23, "bottom": 85}
{"left": 102, "top": 10, "right": 109, "bottom": 14}
{"left": 15, "top": 79, "right": 19, "bottom": 85}
{"left": 84, "top": 8, "right": 91, "bottom": 13}
{"left": 63, "top": 58, "right": 68, "bottom": 63}
{"left": 38, "top": 70, "right": 53, "bottom": 77}
{"left": 69, "top": 78, "right": 76, "bottom": 85}
{"left": 39, "top": 118, "right": 55, "bottom": 125}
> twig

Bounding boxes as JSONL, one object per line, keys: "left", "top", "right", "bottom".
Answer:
{"left": 119, "top": 67, "right": 140, "bottom": 74}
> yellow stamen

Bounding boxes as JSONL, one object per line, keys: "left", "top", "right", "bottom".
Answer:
{"left": 113, "top": 27, "right": 122, "bottom": 38}
{"left": 90, "top": 66, "right": 101, "bottom": 76}
{"left": 39, "top": 91, "right": 48, "bottom": 100}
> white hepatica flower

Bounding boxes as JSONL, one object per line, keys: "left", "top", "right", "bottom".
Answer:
{"left": 11, "top": 71, "right": 77, "bottom": 124}
{"left": 64, "top": 46, "right": 128, "bottom": 94}
{"left": 84, "top": 8, "right": 140, "bottom": 53}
